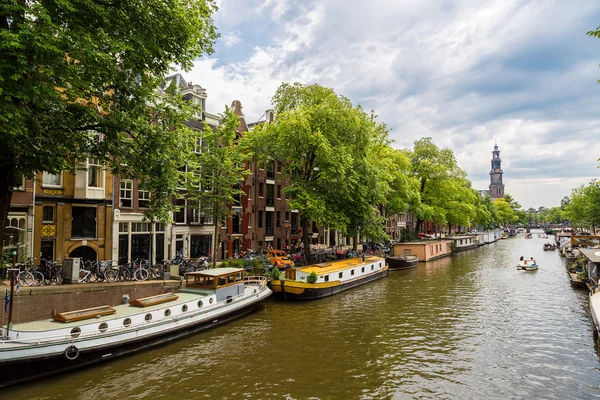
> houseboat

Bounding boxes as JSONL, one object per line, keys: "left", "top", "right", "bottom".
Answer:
{"left": 0, "top": 268, "right": 271, "bottom": 388}
{"left": 580, "top": 249, "right": 600, "bottom": 342}
{"left": 475, "top": 232, "right": 486, "bottom": 246}
{"left": 481, "top": 230, "right": 500, "bottom": 244}
{"left": 555, "top": 231, "right": 572, "bottom": 247}
{"left": 392, "top": 240, "right": 452, "bottom": 262}
{"left": 446, "top": 235, "right": 478, "bottom": 253}
{"left": 270, "top": 256, "right": 388, "bottom": 300}
{"left": 571, "top": 235, "right": 600, "bottom": 248}
{"left": 385, "top": 253, "right": 419, "bottom": 270}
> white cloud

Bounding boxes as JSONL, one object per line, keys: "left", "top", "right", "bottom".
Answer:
{"left": 179, "top": 0, "right": 600, "bottom": 209}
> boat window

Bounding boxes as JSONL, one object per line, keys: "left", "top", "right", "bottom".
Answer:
{"left": 351, "top": 270, "right": 355, "bottom": 276}
{"left": 197, "top": 300, "right": 203, "bottom": 308}
{"left": 379, "top": 262, "right": 382, "bottom": 268}
{"left": 371, "top": 265, "right": 374, "bottom": 271}
{"left": 182, "top": 305, "right": 188, "bottom": 312}
{"left": 209, "top": 297, "right": 214, "bottom": 304}
{"left": 164, "top": 309, "right": 171, "bottom": 317}
{"left": 145, "top": 313, "right": 152, "bottom": 322}
{"left": 205, "top": 276, "right": 215, "bottom": 288}
{"left": 361, "top": 267, "right": 365, "bottom": 273}
{"left": 218, "top": 276, "right": 227, "bottom": 287}
{"left": 195, "top": 276, "right": 206, "bottom": 287}
{"left": 339, "top": 272, "right": 343, "bottom": 279}
{"left": 236, "top": 272, "right": 243, "bottom": 282}
{"left": 228, "top": 274, "right": 236, "bottom": 284}
{"left": 123, "top": 318, "right": 132, "bottom": 327}
{"left": 70, "top": 327, "right": 81, "bottom": 338}
{"left": 98, "top": 322, "right": 108, "bottom": 333}
{"left": 324, "top": 275, "right": 329, "bottom": 282}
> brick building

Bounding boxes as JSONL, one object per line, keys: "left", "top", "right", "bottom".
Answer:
{"left": 3, "top": 177, "right": 35, "bottom": 262}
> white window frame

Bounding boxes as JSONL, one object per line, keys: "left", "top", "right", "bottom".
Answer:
{"left": 120, "top": 180, "right": 133, "bottom": 208}
{"left": 138, "top": 190, "right": 151, "bottom": 209}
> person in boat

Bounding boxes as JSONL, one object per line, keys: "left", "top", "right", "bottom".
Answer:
{"left": 520, "top": 256, "right": 524, "bottom": 261}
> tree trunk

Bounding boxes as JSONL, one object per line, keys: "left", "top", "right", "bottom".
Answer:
{"left": 353, "top": 232, "right": 358, "bottom": 251}
{"left": 212, "top": 208, "right": 219, "bottom": 269}
{"left": 0, "top": 169, "right": 15, "bottom": 258}
{"left": 302, "top": 217, "right": 311, "bottom": 264}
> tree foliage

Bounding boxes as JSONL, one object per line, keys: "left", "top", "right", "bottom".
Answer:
{"left": 0, "top": 0, "right": 219, "bottom": 252}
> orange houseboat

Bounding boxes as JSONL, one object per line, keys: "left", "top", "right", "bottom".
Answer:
{"left": 391, "top": 240, "right": 452, "bottom": 262}
{"left": 571, "top": 235, "right": 600, "bottom": 248}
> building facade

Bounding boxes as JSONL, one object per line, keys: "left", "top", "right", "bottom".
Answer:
{"left": 34, "top": 163, "right": 113, "bottom": 264}
{"left": 3, "top": 177, "right": 35, "bottom": 262}
{"left": 489, "top": 142, "right": 505, "bottom": 199}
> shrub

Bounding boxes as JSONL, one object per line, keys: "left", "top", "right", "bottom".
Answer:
{"left": 307, "top": 271, "right": 318, "bottom": 284}
{"left": 271, "top": 267, "right": 282, "bottom": 280}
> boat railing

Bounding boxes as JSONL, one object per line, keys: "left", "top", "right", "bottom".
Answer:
{"left": 244, "top": 276, "right": 268, "bottom": 287}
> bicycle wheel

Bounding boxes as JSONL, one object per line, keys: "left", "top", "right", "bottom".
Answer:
{"left": 54, "top": 270, "right": 63, "bottom": 285}
{"left": 18, "top": 271, "right": 34, "bottom": 287}
{"left": 134, "top": 268, "right": 149, "bottom": 281}
{"left": 104, "top": 269, "right": 117, "bottom": 283}
{"left": 120, "top": 268, "right": 131, "bottom": 281}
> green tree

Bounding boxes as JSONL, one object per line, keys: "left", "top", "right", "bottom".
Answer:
{"left": 189, "top": 107, "right": 251, "bottom": 268}
{"left": 404, "top": 137, "right": 467, "bottom": 234}
{"left": 245, "top": 83, "right": 381, "bottom": 262}
{"left": 494, "top": 198, "right": 518, "bottom": 226}
{"left": 0, "top": 0, "right": 219, "bottom": 253}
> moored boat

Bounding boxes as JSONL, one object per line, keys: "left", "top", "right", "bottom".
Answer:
{"left": 580, "top": 249, "right": 600, "bottom": 341}
{"left": 385, "top": 254, "right": 419, "bottom": 270}
{"left": 0, "top": 268, "right": 271, "bottom": 388}
{"left": 271, "top": 256, "right": 388, "bottom": 300}
{"left": 446, "top": 235, "right": 478, "bottom": 253}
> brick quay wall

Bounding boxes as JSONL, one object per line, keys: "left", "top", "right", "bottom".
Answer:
{"left": 1, "top": 280, "right": 181, "bottom": 325}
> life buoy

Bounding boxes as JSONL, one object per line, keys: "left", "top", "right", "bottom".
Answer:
{"left": 64, "top": 345, "right": 80, "bottom": 360}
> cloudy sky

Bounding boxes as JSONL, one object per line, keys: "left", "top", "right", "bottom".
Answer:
{"left": 178, "top": 0, "right": 600, "bottom": 209}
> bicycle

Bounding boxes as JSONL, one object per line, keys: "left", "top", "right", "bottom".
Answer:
{"left": 40, "top": 259, "right": 63, "bottom": 285}
{"left": 77, "top": 264, "right": 92, "bottom": 283}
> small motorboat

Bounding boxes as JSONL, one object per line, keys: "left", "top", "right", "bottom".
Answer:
{"left": 543, "top": 243, "right": 556, "bottom": 251}
{"left": 386, "top": 254, "right": 419, "bottom": 270}
{"left": 517, "top": 259, "right": 538, "bottom": 271}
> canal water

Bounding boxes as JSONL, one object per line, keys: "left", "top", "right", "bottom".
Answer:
{"left": 6, "top": 231, "right": 600, "bottom": 399}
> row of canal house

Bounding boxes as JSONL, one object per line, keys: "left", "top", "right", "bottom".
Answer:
{"left": 5, "top": 74, "right": 381, "bottom": 266}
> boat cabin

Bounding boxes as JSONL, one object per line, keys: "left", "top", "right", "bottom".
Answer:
{"left": 571, "top": 235, "right": 600, "bottom": 248}
{"left": 392, "top": 240, "right": 452, "bottom": 262}
{"left": 581, "top": 249, "right": 600, "bottom": 290}
{"left": 446, "top": 235, "right": 477, "bottom": 253}
{"left": 185, "top": 267, "right": 245, "bottom": 301}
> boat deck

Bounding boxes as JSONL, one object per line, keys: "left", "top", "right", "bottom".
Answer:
{"left": 11, "top": 289, "right": 214, "bottom": 332}
{"left": 299, "top": 256, "right": 383, "bottom": 275}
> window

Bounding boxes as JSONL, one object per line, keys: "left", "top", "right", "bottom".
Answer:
{"left": 119, "top": 222, "right": 129, "bottom": 233}
{"left": 87, "top": 158, "right": 102, "bottom": 188}
{"left": 361, "top": 267, "right": 365, "bottom": 273}
{"left": 259, "top": 182, "right": 264, "bottom": 197}
{"left": 258, "top": 211, "right": 263, "bottom": 228}
{"left": 145, "top": 313, "right": 152, "bottom": 322}
{"left": 276, "top": 211, "right": 281, "bottom": 227}
{"left": 123, "top": 318, "right": 132, "bottom": 327}
{"left": 277, "top": 185, "right": 281, "bottom": 199}
{"left": 339, "top": 272, "right": 343, "bottom": 279}
{"left": 70, "top": 327, "right": 81, "bottom": 338}
{"left": 13, "top": 175, "right": 25, "bottom": 191}
{"left": 182, "top": 305, "right": 188, "bottom": 312}
{"left": 197, "top": 300, "right": 203, "bottom": 308}
{"left": 174, "top": 198, "right": 186, "bottom": 224}
{"left": 351, "top": 269, "right": 355, "bottom": 276}
{"left": 324, "top": 275, "right": 329, "bottom": 282}
{"left": 42, "top": 206, "right": 54, "bottom": 223}
{"left": 42, "top": 172, "right": 62, "bottom": 187}
{"left": 164, "top": 309, "right": 171, "bottom": 317}
{"left": 120, "top": 180, "right": 133, "bottom": 207}
{"left": 98, "top": 322, "right": 108, "bottom": 333}
{"left": 71, "top": 207, "right": 96, "bottom": 238}
{"left": 266, "top": 184, "right": 274, "bottom": 206}
{"left": 138, "top": 190, "right": 150, "bottom": 208}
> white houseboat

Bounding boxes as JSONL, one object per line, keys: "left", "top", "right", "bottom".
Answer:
{"left": 447, "top": 235, "right": 478, "bottom": 253}
{"left": 0, "top": 268, "right": 271, "bottom": 387}
{"left": 581, "top": 249, "right": 600, "bottom": 342}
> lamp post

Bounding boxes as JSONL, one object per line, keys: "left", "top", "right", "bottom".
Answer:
{"left": 282, "top": 219, "right": 290, "bottom": 247}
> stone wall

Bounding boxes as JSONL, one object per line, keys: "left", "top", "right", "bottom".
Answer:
{"left": 1, "top": 280, "right": 181, "bottom": 325}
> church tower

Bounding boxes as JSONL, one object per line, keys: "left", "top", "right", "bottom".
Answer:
{"left": 489, "top": 141, "right": 505, "bottom": 199}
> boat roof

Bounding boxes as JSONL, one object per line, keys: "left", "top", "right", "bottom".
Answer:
{"left": 299, "top": 256, "right": 384, "bottom": 274}
{"left": 446, "top": 235, "right": 475, "bottom": 239}
{"left": 11, "top": 289, "right": 213, "bottom": 332}
{"left": 579, "top": 249, "right": 600, "bottom": 264}
{"left": 186, "top": 267, "right": 243, "bottom": 277}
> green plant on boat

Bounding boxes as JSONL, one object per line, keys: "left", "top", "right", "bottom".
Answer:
{"left": 271, "top": 267, "right": 282, "bottom": 281}
{"left": 307, "top": 271, "right": 318, "bottom": 284}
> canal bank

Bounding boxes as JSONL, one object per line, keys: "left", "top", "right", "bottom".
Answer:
{"left": 4, "top": 231, "right": 600, "bottom": 399}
